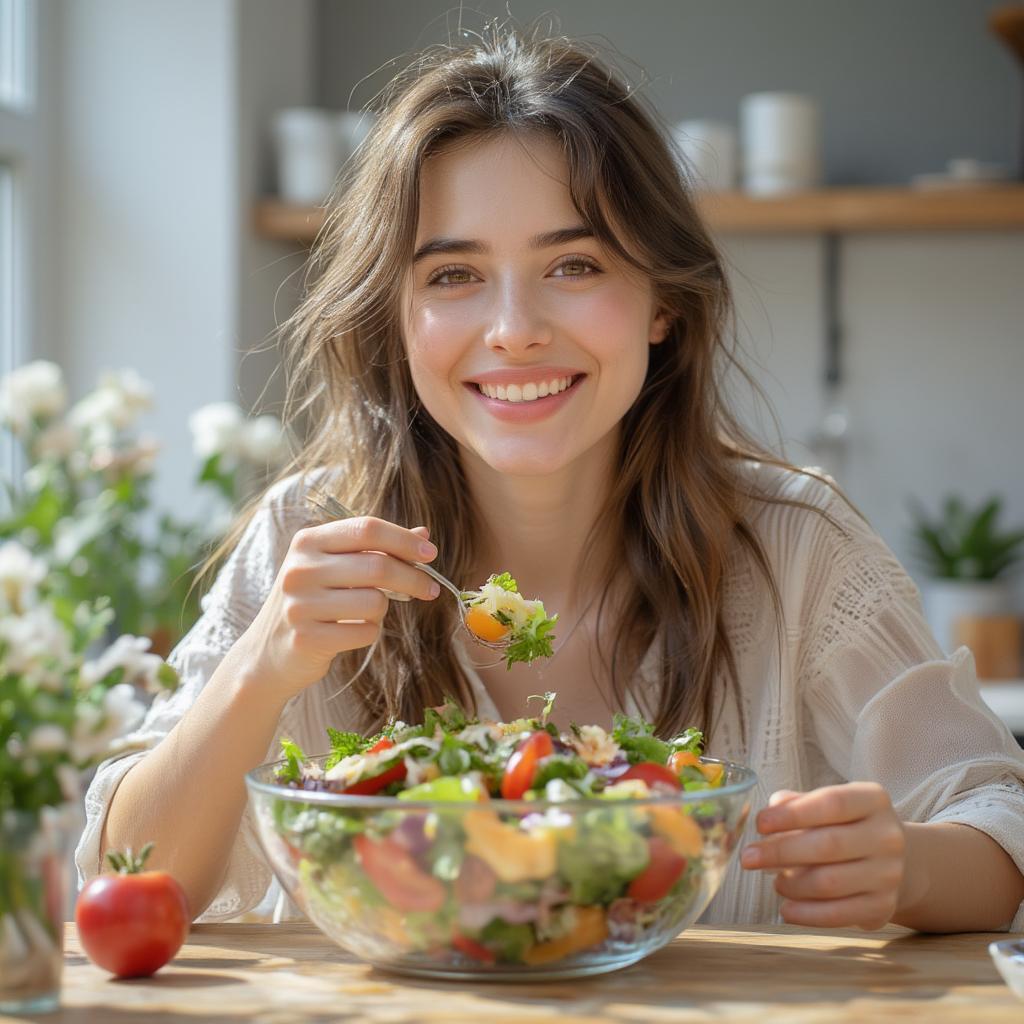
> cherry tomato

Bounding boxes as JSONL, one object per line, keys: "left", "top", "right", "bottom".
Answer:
{"left": 619, "top": 761, "right": 683, "bottom": 791}
{"left": 451, "top": 933, "right": 496, "bottom": 964}
{"left": 464, "top": 605, "right": 511, "bottom": 643}
{"left": 627, "top": 836, "right": 687, "bottom": 903}
{"left": 668, "top": 750, "right": 700, "bottom": 774}
{"left": 342, "top": 738, "right": 408, "bottom": 795}
{"left": 354, "top": 834, "right": 446, "bottom": 912}
{"left": 500, "top": 730, "right": 554, "bottom": 799}
{"left": 75, "top": 843, "right": 190, "bottom": 978}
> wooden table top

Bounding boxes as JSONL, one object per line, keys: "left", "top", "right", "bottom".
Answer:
{"left": 5, "top": 921, "right": 1019, "bottom": 1023}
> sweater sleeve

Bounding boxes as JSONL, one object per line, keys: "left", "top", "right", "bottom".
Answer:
{"left": 792, "top": 476, "right": 1024, "bottom": 932}
{"left": 73, "top": 475, "right": 310, "bottom": 922}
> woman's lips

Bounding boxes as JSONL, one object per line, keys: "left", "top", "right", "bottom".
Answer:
{"left": 466, "top": 375, "right": 585, "bottom": 423}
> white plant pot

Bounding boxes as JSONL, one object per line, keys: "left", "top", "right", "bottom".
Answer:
{"left": 921, "top": 579, "right": 1012, "bottom": 655}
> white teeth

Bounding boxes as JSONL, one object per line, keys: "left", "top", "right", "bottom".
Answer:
{"left": 478, "top": 375, "right": 576, "bottom": 402}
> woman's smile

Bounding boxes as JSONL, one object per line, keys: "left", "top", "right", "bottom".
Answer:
{"left": 463, "top": 367, "right": 587, "bottom": 422}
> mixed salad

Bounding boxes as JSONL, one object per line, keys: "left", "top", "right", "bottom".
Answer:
{"left": 266, "top": 697, "right": 732, "bottom": 969}
{"left": 460, "top": 572, "right": 558, "bottom": 667}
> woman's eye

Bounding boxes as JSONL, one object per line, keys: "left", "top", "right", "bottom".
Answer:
{"left": 551, "top": 256, "right": 600, "bottom": 278}
{"left": 426, "top": 265, "right": 475, "bottom": 288}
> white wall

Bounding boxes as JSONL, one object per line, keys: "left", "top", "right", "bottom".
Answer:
{"left": 51, "top": 0, "right": 314, "bottom": 516}
{"left": 722, "top": 231, "right": 1024, "bottom": 604}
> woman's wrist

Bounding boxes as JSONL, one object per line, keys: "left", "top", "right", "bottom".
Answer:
{"left": 893, "top": 822, "right": 931, "bottom": 921}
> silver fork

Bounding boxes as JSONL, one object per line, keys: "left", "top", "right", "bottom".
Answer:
{"left": 304, "top": 486, "right": 510, "bottom": 651}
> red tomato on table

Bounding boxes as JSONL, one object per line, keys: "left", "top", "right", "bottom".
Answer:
{"left": 75, "top": 843, "right": 190, "bottom": 978}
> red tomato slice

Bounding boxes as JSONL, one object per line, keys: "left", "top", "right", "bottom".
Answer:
{"left": 500, "top": 730, "right": 554, "bottom": 799}
{"left": 452, "top": 933, "right": 496, "bottom": 964}
{"left": 342, "top": 738, "right": 408, "bottom": 795}
{"left": 619, "top": 761, "right": 683, "bottom": 791}
{"left": 354, "top": 834, "right": 446, "bottom": 912}
{"left": 627, "top": 836, "right": 687, "bottom": 903}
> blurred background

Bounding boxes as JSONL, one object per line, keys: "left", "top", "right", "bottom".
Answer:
{"left": 2, "top": 0, "right": 1024, "bottom": 691}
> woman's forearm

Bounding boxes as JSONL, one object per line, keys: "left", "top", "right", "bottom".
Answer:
{"left": 98, "top": 643, "right": 288, "bottom": 921}
{"left": 893, "top": 822, "right": 1024, "bottom": 932}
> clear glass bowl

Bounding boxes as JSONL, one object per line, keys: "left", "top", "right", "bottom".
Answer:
{"left": 246, "top": 756, "right": 757, "bottom": 980}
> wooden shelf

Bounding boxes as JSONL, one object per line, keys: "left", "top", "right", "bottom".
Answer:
{"left": 254, "top": 185, "right": 1024, "bottom": 243}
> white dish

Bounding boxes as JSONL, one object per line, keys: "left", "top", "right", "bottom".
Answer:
{"left": 989, "top": 939, "right": 1024, "bottom": 999}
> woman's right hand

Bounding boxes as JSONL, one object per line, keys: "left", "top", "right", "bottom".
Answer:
{"left": 237, "top": 516, "right": 441, "bottom": 703}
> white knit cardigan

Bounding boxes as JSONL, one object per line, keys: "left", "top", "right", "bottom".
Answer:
{"left": 75, "top": 462, "right": 1024, "bottom": 930}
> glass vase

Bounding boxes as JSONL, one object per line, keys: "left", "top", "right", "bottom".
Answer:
{"left": 0, "top": 806, "right": 76, "bottom": 1015}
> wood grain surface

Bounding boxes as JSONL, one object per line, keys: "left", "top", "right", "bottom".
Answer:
{"left": 2, "top": 921, "right": 1019, "bottom": 1023}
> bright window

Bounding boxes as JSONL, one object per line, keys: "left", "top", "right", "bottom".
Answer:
{"left": 0, "top": 0, "right": 36, "bottom": 482}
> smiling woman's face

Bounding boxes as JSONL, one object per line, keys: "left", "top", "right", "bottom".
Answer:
{"left": 400, "top": 132, "right": 668, "bottom": 478}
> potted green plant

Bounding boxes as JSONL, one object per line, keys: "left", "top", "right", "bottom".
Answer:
{"left": 908, "top": 495, "right": 1024, "bottom": 657}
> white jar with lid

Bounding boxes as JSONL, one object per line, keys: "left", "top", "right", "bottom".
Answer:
{"left": 740, "top": 92, "right": 822, "bottom": 195}
{"left": 272, "top": 108, "right": 341, "bottom": 205}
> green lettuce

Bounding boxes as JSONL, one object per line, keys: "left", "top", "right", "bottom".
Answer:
{"left": 556, "top": 807, "right": 649, "bottom": 904}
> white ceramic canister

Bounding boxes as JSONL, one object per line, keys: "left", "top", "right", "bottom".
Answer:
{"left": 672, "top": 120, "right": 738, "bottom": 192}
{"left": 740, "top": 92, "right": 822, "bottom": 195}
{"left": 272, "top": 107, "right": 341, "bottom": 205}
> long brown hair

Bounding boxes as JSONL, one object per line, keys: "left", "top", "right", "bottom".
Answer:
{"left": 214, "top": 22, "right": 845, "bottom": 739}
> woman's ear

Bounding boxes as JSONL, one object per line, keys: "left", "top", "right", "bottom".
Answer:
{"left": 649, "top": 310, "right": 672, "bottom": 345}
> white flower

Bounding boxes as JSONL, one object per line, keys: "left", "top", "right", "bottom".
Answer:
{"left": 89, "top": 436, "right": 160, "bottom": 478}
{"left": 69, "top": 683, "right": 144, "bottom": 763}
{"left": 569, "top": 724, "right": 620, "bottom": 767}
{"left": 239, "top": 415, "right": 289, "bottom": 465}
{"left": 26, "top": 724, "right": 68, "bottom": 754}
{"left": 103, "top": 682, "right": 144, "bottom": 729}
{"left": 32, "top": 421, "right": 79, "bottom": 460}
{"left": 0, "top": 541, "right": 47, "bottom": 614}
{"left": 0, "top": 360, "right": 67, "bottom": 433}
{"left": 190, "top": 403, "right": 289, "bottom": 466}
{"left": 189, "top": 402, "right": 246, "bottom": 460}
{"left": 0, "top": 604, "right": 73, "bottom": 685}
{"left": 82, "top": 634, "right": 166, "bottom": 693}
{"left": 56, "top": 764, "right": 81, "bottom": 803}
{"left": 69, "top": 369, "right": 154, "bottom": 443}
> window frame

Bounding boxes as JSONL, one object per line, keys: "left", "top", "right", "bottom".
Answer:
{"left": 0, "top": 0, "right": 41, "bottom": 483}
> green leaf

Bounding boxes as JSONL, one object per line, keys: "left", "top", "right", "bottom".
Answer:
{"left": 908, "top": 494, "right": 1024, "bottom": 580}
{"left": 504, "top": 608, "right": 557, "bottom": 668}
{"left": 276, "top": 738, "right": 307, "bottom": 783}
{"left": 611, "top": 712, "right": 671, "bottom": 764}
{"left": 530, "top": 753, "right": 588, "bottom": 792}
{"left": 668, "top": 727, "right": 704, "bottom": 756}
{"left": 526, "top": 691, "right": 557, "bottom": 725}
{"left": 323, "top": 728, "right": 364, "bottom": 771}
{"left": 488, "top": 572, "right": 518, "bottom": 592}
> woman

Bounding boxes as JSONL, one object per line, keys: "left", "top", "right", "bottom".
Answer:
{"left": 77, "top": 26, "right": 1024, "bottom": 932}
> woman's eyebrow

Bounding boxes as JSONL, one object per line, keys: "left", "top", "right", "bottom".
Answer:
{"left": 412, "top": 225, "right": 594, "bottom": 264}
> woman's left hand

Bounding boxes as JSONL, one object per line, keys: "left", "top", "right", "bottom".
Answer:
{"left": 740, "top": 782, "right": 907, "bottom": 930}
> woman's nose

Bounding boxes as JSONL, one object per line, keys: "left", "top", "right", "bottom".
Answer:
{"left": 482, "top": 281, "right": 553, "bottom": 355}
